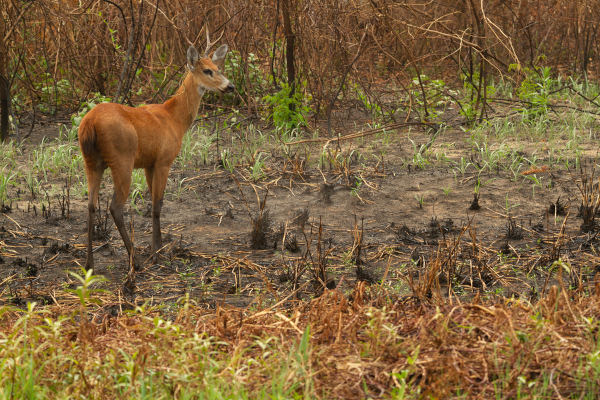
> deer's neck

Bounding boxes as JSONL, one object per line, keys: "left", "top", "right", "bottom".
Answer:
{"left": 164, "top": 73, "right": 205, "bottom": 139}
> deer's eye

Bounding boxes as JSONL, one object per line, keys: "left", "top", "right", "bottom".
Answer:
{"left": 203, "top": 69, "right": 213, "bottom": 76}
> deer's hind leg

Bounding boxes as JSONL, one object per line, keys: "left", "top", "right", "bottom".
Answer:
{"left": 84, "top": 162, "right": 105, "bottom": 270}
{"left": 109, "top": 160, "right": 135, "bottom": 269}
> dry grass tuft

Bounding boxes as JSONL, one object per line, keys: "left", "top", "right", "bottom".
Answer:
{"left": 2, "top": 278, "right": 600, "bottom": 398}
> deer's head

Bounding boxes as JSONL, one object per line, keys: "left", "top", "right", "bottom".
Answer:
{"left": 186, "top": 29, "right": 234, "bottom": 94}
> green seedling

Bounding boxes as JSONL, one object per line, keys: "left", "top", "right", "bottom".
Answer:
{"left": 0, "top": 168, "right": 17, "bottom": 205}
{"left": 129, "top": 169, "right": 147, "bottom": 211}
{"left": 250, "top": 152, "right": 267, "bottom": 181}
{"left": 220, "top": 149, "right": 237, "bottom": 173}
{"left": 504, "top": 194, "right": 520, "bottom": 214}
{"left": 351, "top": 177, "right": 363, "bottom": 197}
{"left": 415, "top": 193, "right": 425, "bottom": 209}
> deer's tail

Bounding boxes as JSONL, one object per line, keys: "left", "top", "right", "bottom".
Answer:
{"left": 78, "top": 117, "right": 97, "bottom": 157}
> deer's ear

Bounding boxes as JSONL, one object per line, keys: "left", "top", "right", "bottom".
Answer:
{"left": 187, "top": 45, "right": 199, "bottom": 70}
{"left": 212, "top": 44, "right": 229, "bottom": 68}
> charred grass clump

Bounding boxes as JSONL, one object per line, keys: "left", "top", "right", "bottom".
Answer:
{"left": 2, "top": 275, "right": 600, "bottom": 399}
{"left": 577, "top": 164, "right": 600, "bottom": 233}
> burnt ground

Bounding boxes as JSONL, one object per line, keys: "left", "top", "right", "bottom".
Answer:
{"left": 1, "top": 113, "right": 600, "bottom": 311}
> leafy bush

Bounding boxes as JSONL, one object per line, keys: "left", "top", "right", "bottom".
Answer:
{"left": 511, "top": 64, "right": 556, "bottom": 120}
{"left": 354, "top": 83, "right": 384, "bottom": 120}
{"left": 36, "top": 74, "right": 73, "bottom": 115}
{"left": 460, "top": 70, "right": 496, "bottom": 123}
{"left": 263, "top": 82, "right": 312, "bottom": 132}
{"left": 224, "top": 50, "right": 267, "bottom": 100}
{"left": 409, "top": 74, "right": 454, "bottom": 122}
{"left": 71, "top": 93, "right": 112, "bottom": 129}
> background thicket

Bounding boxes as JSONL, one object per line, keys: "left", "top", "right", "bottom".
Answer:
{"left": 1, "top": 0, "right": 599, "bottom": 138}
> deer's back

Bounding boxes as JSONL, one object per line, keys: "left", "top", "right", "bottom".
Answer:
{"left": 82, "top": 102, "right": 181, "bottom": 169}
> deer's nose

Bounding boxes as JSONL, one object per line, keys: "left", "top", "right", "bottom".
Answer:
{"left": 225, "top": 83, "right": 235, "bottom": 93}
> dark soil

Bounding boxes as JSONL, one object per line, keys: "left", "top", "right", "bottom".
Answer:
{"left": 1, "top": 117, "right": 598, "bottom": 311}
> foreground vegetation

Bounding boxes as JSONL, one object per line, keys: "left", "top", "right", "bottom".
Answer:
{"left": 1, "top": 271, "right": 600, "bottom": 399}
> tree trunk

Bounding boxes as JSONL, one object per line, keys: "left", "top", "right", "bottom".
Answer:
{"left": 281, "top": 0, "right": 296, "bottom": 103}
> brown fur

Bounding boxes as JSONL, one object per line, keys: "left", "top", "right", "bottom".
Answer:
{"left": 79, "top": 44, "right": 233, "bottom": 271}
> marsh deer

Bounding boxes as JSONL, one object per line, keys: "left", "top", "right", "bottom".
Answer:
{"left": 79, "top": 31, "right": 234, "bottom": 271}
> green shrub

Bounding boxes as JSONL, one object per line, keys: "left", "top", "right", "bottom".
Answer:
{"left": 409, "top": 74, "right": 454, "bottom": 122}
{"left": 224, "top": 50, "right": 267, "bottom": 100}
{"left": 460, "top": 70, "right": 496, "bottom": 123}
{"left": 263, "top": 82, "right": 312, "bottom": 133}
{"left": 511, "top": 64, "right": 556, "bottom": 121}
